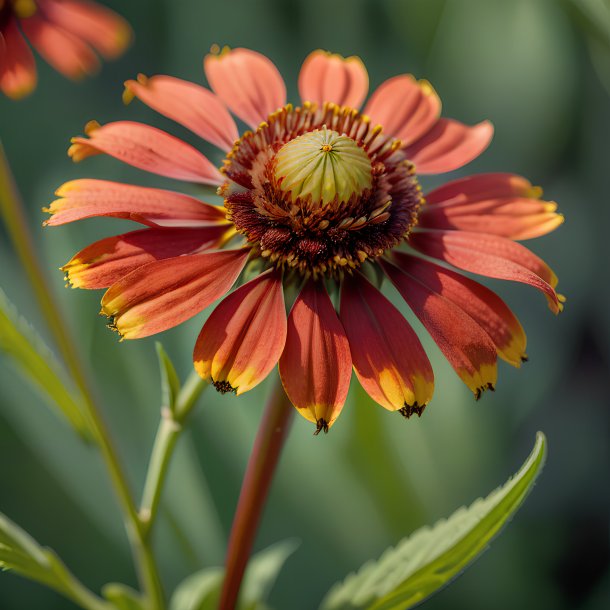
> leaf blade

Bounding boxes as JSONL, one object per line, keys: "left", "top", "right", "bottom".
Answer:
{"left": 320, "top": 432, "right": 547, "bottom": 610}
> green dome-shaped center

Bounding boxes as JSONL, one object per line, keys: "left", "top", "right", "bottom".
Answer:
{"left": 274, "top": 127, "right": 373, "bottom": 206}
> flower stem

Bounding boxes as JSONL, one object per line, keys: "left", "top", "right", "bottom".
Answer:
{"left": 218, "top": 378, "right": 294, "bottom": 610}
{"left": 140, "top": 373, "right": 209, "bottom": 538}
{"left": 0, "top": 142, "right": 165, "bottom": 610}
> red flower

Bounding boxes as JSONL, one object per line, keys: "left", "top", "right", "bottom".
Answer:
{"left": 0, "top": 0, "right": 131, "bottom": 99}
{"left": 46, "top": 48, "right": 564, "bottom": 433}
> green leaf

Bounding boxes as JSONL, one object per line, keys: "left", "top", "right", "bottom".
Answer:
{"left": 0, "top": 289, "right": 90, "bottom": 440}
{"left": 170, "top": 539, "right": 299, "bottom": 610}
{"left": 156, "top": 341, "right": 181, "bottom": 416}
{"left": 320, "top": 432, "right": 547, "bottom": 610}
{"left": 102, "top": 583, "right": 146, "bottom": 610}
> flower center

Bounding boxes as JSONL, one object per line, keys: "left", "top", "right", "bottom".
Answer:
{"left": 274, "top": 127, "right": 373, "bottom": 206}
{"left": 220, "top": 103, "right": 423, "bottom": 278}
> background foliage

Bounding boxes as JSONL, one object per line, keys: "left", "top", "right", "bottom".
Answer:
{"left": 0, "top": 0, "right": 608, "bottom": 608}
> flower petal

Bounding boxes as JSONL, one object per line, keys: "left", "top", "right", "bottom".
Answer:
{"left": 63, "top": 226, "right": 230, "bottom": 289}
{"left": 37, "top": 0, "right": 131, "bottom": 59}
{"left": 45, "top": 180, "right": 227, "bottom": 227}
{"left": 408, "top": 229, "right": 563, "bottom": 313}
{"left": 21, "top": 13, "right": 99, "bottom": 79}
{"left": 0, "top": 21, "right": 37, "bottom": 99}
{"left": 101, "top": 248, "right": 249, "bottom": 340}
{"left": 420, "top": 173, "right": 564, "bottom": 239}
{"left": 298, "top": 50, "right": 368, "bottom": 109}
{"left": 68, "top": 121, "right": 224, "bottom": 185}
{"left": 204, "top": 47, "right": 286, "bottom": 129}
{"left": 279, "top": 280, "right": 351, "bottom": 433}
{"left": 381, "top": 259, "right": 497, "bottom": 398}
{"left": 404, "top": 118, "right": 494, "bottom": 174}
{"left": 193, "top": 269, "right": 287, "bottom": 395}
{"left": 339, "top": 273, "right": 434, "bottom": 413}
{"left": 392, "top": 252, "right": 527, "bottom": 367}
{"left": 123, "top": 75, "right": 239, "bottom": 152}
{"left": 363, "top": 75, "right": 441, "bottom": 147}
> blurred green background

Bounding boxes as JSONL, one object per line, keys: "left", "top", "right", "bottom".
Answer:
{"left": 1, "top": 0, "right": 609, "bottom": 608}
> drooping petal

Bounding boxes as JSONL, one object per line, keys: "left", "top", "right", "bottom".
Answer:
{"left": 0, "top": 21, "right": 37, "bottom": 99}
{"left": 381, "top": 259, "right": 497, "bottom": 398}
{"left": 37, "top": 0, "right": 131, "bottom": 59}
{"left": 20, "top": 13, "right": 99, "bottom": 79}
{"left": 404, "top": 118, "right": 494, "bottom": 174}
{"left": 339, "top": 273, "right": 434, "bottom": 414}
{"left": 204, "top": 46, "right": 286, "bottom": 129}
{"left": 193, "top": 269, "right": 286, "bottom": 395}
{"left": 45, "top": 180, "right": 227, "bottom": 227}
{"left": 101, "top": 248, "right": 249, "bottom": 339}
{"left": 279, "top": 280, "right": 351, "bottom": 432}
{"left": 123, "top": 75, "right": 239, "bottom": 151}
{"left": 298, "top": 50, "right": 368, "bottom": 109}
{"left": 419, "top": 172, "right": 564, "bottom": 239}
{"left": 392, "top": 252, "right": 527, "bottom": 367}
{"left": 408, "top": 229, "right": 563, "bottom": 313}
{"left": 68, "top": 121, "right": 224, "bottom": 185}
{"left": 63, "top": 225, "right": 230, "bottom": 289}
{"left": 425, "top": 172, "right": 543, "bottom": 205}
{"left": 363, "top": 75, "right": 441, "bottom": 147}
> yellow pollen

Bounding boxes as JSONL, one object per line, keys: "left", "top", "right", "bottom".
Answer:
{"left": 321, "top": 144, "right": 333, "bottom": 152}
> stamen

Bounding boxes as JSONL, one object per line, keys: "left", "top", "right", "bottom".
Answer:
{"left": 314, "top": 418, "right": 329, "bottom": 435}
{"left": 213, "top": 380, "right": 236, "bottom": 394}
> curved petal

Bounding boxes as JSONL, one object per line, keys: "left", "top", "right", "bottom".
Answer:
{"left": 45, "top": 180, "right": 227, "bottom": 227}
{"left": 194, "top": 269, "right": 287, "bottom": 395}
{"left": 101, "top": 248, "right": 249, "bottom": 339}
{"left": 298, "top": 50, "right": 368, "bottom": 109}
{"left": 279, "top": 280, "right": 351, "bottom": 433}
{"left": 38, "top": 0, "right": 131, "bottom": 59}
{"left": 363, "top": 75, "right": 441, "bottom": 147}
{"left": 204, "top": 46, "right": 286, "bottom": 129}
{"left": 123, "top": 75, "right": 239, "bottom": 152}
{"left": 404, "top": 118, "right": 494, "bottom": 174}
{"left": 0, "top": 20, "right": 37, "bottom": 99}
{"left": 339, "top": 273, "right": 434, "bottom": 414}
{"left": 68, "top": 121, "right": 224, "bottom": 185}
{"left": 63, "top": 225, "right": 230, "bottom": 289}
{"left": 408, "top": 229, "right": 563, "bottom": 313}
{"left": 21, "top": 13, "right": 99, "bottom": 79}
{"left": 381, "top": 259, "right": 497, "bottom": 398}
{"left": 425, "top": 173, "right": 543, "bottom": 205}
{"left": 392, "top": 252, "right": 527, "bottom": 367}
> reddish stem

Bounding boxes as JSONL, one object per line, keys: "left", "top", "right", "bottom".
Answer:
{"left": 218, "top": 379, "right": 294, "bottom": 610}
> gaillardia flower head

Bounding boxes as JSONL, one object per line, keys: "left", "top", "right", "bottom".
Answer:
{"left": 46, "top": 47, "right": 564, "bottom": 433}
{"left": 0, "top": 0, "right": 131, "bottom": 99}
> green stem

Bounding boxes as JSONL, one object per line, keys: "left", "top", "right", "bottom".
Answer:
{"left": 140, "top": 373, "right": 209, "bottom": 538}
{"left": 0, "top": 142, "right": 165, "bottom": 610}
{"left": 218, "top": 378, "right": 293, "bottom": 610}
{"left": 60, "top": 572, "right": 113, "bottom": 610}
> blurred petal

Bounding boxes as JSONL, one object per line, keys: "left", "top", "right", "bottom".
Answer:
{"left": 46, "top": 180, "right": 227, "bottom": 226}
{"left": 298, "top": 50, "right": 368, "bottom": 109}
{"left": 124, "top": 75, "right": 238, "bottom": 151}
{"left": 194, "top": 269, "right": 286, "bottom": 395}
{"left": 381, "top": 259, "right": 497, "bottom": 398}
{"left": 420, "top": 173, "right": 564, "bottom": 239}
{"left": 21, "top": 13, "right": 99, "bottom": 79}
{"left": 38, "top": 0, "right": 131, "bottom": 59}
{"left": 279, "top": 280, "right": 351, "bottom": 433}
{"left": 409, "top": 229, "right": 563, "bottom": 313}
{"left": 63, "top": 226, "right": 229, "bottom": 289}
{"left": 68, "top": 121, "right": 224, "bottom": 185}
{"left": 339, "top": 273, "right": 434, "bottom": 414}
{"left": 101, "top": 248, "right": 249, "bottom": 339}
{"left": 392, "top": 252, "right": 527, "bottom": 367}
{"left": 0, "top": 21, "right": 37, "bottom": 99}
{"left": 404, "top": 118, "right": 494, "bottom": 174}
{"left": 363, "top": 75, "right": 441, "bottom": 146}
{"left": 204, "top": 46, "right": 286, "bottom": 129}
